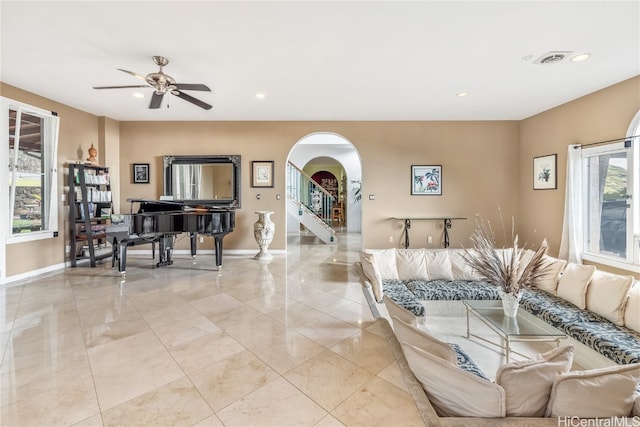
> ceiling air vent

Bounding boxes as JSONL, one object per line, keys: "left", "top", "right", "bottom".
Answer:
{"left": 534, "top": 51, "right": 573, "bottom": 65}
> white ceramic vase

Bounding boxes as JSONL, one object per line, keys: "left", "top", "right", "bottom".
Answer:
{"left": 498, "top": 289, "right": 522, "bottom": 317}
{"left": 254, "top": 211, "right": 275, "bottom": 260}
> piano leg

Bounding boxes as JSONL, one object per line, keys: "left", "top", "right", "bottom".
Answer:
{"left": 190, "top": 233, "right": 197, "bottom": 258}
{"left": 118, "top": 240, "right": 128, "bottom": 275}
{"left": 111, "top": 237, "right": 118, "bottom": 268}
{"left": 214, "top": 236, "right": 223, "bottom": 270}
{"left": 157, "top": 235, "right": 175, "bottom": 267}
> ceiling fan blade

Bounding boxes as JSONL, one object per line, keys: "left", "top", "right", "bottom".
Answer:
{"left": 172, "top": 90, "right": 212, "bottom": 110}
{"left": 149, "top": 92, "right": 165, "bottom": 109}
{"left": 93, "top": 85, "right": 149, "bottom": 89}
{"left": 118, "top": 68, "right": 148, "bottom": 82}
{"left": 174, "top": 83, "right": 211, "bottom": 92}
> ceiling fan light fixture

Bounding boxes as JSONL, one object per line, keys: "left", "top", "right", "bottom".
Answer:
{"left": 93, "top": 56, "right": 212, "bottom": 110}
{"left": 456, "top": 91, "right": 469, "bottom": 97}
{"left": 132, "top": 92, "right": 144, "bottom": 98}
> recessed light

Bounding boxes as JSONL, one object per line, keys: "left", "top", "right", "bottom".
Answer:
{"left": 456, "top": 91, "right": 469, "bottom": 97}
{"left": 132, "top": 92, "right": 144, "bottom": 98}
{"left": 255, "top": 92, "right": 266, "bottom": 99}
{"left": 571, "top": 53, "right": 591, "bottom": 62}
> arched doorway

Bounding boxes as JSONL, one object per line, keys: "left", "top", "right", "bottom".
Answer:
{"left": 286, "top": 132, "right": 362, "bottom": 247}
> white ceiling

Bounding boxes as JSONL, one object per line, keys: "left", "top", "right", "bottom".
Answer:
{"left": 1, "top": 1, "right": 638, "bottom": 122}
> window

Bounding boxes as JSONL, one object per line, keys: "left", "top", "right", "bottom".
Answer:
{"left": 579, "top": 113, "right": 639, "bottom": 271}
{"left": 1, "top": 97, "right": 59, "bottom": 243}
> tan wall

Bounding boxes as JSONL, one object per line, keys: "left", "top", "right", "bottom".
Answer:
{"left": 99, "top": 117, "right": 121, "bottom": 213}
{"left": 1, "top": 83, "right": 101, "bottom": 276}
{"left": 119, "top": 120, "right": 521, "bottom": 251}
{"left": 519, "top": 76, "right": 640, "bottom": 278}
{"left": 3, "top": 76, "right": 638, "bottom": 279}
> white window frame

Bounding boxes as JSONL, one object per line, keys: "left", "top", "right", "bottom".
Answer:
{"left": 580, "top": 112, "right": 639, "bottom": 273}
{"left": 1, "top": 97, "right": 59, "bottom": 246}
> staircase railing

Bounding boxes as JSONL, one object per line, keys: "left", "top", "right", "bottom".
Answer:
{"left": 286, "top": 161, "right": 335, "bottom": 227}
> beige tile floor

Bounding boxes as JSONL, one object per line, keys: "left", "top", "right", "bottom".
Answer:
{"left": 0, "top": 232, "right": 427, "bottom": 426}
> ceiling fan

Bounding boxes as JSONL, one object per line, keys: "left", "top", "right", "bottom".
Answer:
{"left": 93, "top": 56, "right": 212, "bottom": 110}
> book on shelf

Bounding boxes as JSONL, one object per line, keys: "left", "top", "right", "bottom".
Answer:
{"left": 80, "top": 223, "right": 108, "bottom": 232}
{"left": 79, "top": 202, "right": 94, "bottom": 220}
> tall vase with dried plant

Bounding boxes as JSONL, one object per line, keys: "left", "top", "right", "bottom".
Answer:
{"left": 464, "top": 216, "right": 550, "bottom": 317}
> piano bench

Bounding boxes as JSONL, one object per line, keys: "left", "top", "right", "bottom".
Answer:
{"left": 111, "top": 236, "right": 157, "bottom": 273}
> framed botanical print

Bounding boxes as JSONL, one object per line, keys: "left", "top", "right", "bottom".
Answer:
{"left": 533, "top": 154, "right": 557, "bottom": 190}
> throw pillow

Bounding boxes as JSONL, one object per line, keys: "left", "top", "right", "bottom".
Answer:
{"left": 534, "top": 256, "right": 567, "bottom": 294}
{"left": 586, "top": 270, "right": 634, "bottom": 326}
{"left": 545, "top": 363, "right": 640, "bottom": 418}
{"left": 396, "top": 249, "right": 429, "bottom": 281}
{"left": 391, "top": 316, "right": 457, "bottom": 364}
{"left": 624, "top": 282, "right": 640, "bottom": 333}
{"left": 556, "top": 262, "right": 596, "bottom": 309}
{"left": 359, "top": 251, "right": 383, "bottom": 302}
{"left": 495, "top": 345, "right": 574, "bottom": 417}
{"left": 402, "top": 343, "right": 506, "bottom": 418}
{"left": 634, "top": 394, "right": 640, "bottom": 417}
{"left": 425, "top": 250, "right": 453, "bottom": 281}
{"left": 384, "top": 296, "right": 418, "bottom": 327}
{"left": 372, "top": 249, "right": 399, "bottom": 280}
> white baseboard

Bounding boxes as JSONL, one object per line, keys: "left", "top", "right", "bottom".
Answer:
{"left": 1, "top": 262, "right": 67, "bottom": 286}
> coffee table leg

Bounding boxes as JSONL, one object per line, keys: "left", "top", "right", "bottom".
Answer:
{"left": 505, "top": 338, "right": 510, "bottom": 363}
{"left": 465, "top": 306, "right": 470, "bottom": 338}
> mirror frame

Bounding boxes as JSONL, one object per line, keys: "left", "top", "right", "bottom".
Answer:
{"left": 163, "top": 155, "right": 241, "bottom": 208}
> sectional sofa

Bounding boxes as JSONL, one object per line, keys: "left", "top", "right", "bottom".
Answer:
{"left": 357, "top": 248, "right": 640, "bottom": 424}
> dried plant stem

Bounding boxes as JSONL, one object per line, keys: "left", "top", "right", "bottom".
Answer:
{"left": 464, "top": 217, "right": 549, "bottom": 294}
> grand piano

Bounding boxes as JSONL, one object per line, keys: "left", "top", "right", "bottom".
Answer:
{"left": 112, "top": 155, "right": 241, "bottom": 275}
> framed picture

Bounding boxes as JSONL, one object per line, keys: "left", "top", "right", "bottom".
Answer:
{"left": 251, "top": 160, "right": 274, "bottom": 188}
{"left": 133, "top": 163, "right": 149, "bottom": 184}
{"left": 411, "top": 165, "right": 442, "bottom": 195}
{"left": 533, "top": 154, "right": 557, "bottom": 190}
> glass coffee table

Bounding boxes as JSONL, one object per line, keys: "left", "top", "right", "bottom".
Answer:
{"left": 463, "top": 300, "right": 567, "bottom": 362}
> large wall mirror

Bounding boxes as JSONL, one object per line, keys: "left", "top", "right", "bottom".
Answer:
{"left": 163, "top": 155, "right": 241, "bottom": 207}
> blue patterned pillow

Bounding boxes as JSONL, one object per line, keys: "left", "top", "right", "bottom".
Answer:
{"left": 382, "top": 280, "right": 426, "bottom": 317}
{"left": 450, "top": 343, "right": 489, "bottom": 381}
{"left": 406, "top": 279, "right": 500, "bottom": 301}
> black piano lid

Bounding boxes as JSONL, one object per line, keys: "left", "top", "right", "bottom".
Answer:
{"left": 126, "top": 198, "right": 236, "bottom": 214}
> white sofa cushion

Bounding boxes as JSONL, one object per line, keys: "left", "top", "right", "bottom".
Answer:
{"left": 586, "top": 270, "right": 634, "bottom": 326}
{"left": 625, "top": 281, "right": 640, "bottom": 332}
{"left": 391, "top": 316, "right": 457, "bottom": 364}
{"left": 360, "top": 251, "right": 384, "bottom": 302}
{"left": 534, "top": 256, "right": 567, "bottom": 294}
{"left": 495, "top": 345, "right": 574, "bottom": 417}
{"left": 384, "top": 297, "right": 418, "bottom": 327}
{"left": 449, "top": 249, "right": 482, "bottom": 281}
{"left": 372, "top": 248, "right": 399, "bottom": 280}
{"left": 425, "top": 250, "right": 453, "bottom": 281}
{"left": 396, "top": 249, "right": 429, "bottom": 281}
{"left": 545, "top": 363, "right": 640, "bottom": 417}
{"left": 556, "top": 262, "right": 596, "bottom": 309}
{"left": 402, "top": 343, "right": 506, "bottom": 418}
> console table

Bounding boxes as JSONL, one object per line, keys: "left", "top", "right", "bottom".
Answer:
{"left": 391, "top": 217, "right": 467, "bottom": 248}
